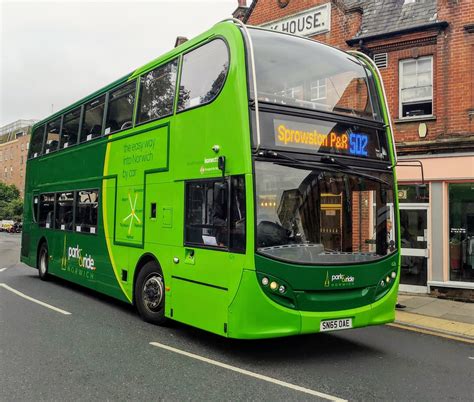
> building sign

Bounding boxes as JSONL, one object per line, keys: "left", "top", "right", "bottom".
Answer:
{"left": 262, "top": 3, "right": 331, "bottom": 37}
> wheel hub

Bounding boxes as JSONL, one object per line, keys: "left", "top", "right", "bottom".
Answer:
{"left": 142, "top": 276, "right": 163, "bottom": 312}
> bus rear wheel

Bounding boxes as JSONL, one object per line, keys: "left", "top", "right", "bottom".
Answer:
{"left": 135, "top": 262, "right": 168, "bottom": 325}
{"left": 38, "top": 243, "right": 49, "bottom": 281}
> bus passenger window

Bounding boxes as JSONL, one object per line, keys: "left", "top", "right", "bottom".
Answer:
{"left": 178, "top": 39, "right": 229, "bottom": 111}
{"left": 28, "top": 125, "right": 45, "bottom": 159}
{"left": 44, "top": 118, "right": 61, "bottom": 154}
{"left": 55, "top": 192, "right": 74, "bottom": 231}
{"left": 75, "top": 189, "right": 99, "bottom": 234}
{"left": 185, "top": 180, "right": 228, "bottom": 248}
{"left": 32, "top": 195, "right": 39, "bottom": 222}
{"left": 137, "top": 59, "right": 178, "bottom": 124}
{"left": 60, "top": 107, "right": 81, "bottom": 148}
{"left": 38, "top": 193, "right": 55, "bottom": 229}
{"left": 105, "top": 81, "right": 136, "bottom": 134}
{"left": 184, "top": 176, "right": 246, "bottom": 252}
{"left": 80, "top": 96, "right": 105, "bottom": 143}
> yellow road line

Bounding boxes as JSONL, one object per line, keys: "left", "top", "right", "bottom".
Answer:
{"left": 389, "top": 323, "right": 474, "bottom": 344}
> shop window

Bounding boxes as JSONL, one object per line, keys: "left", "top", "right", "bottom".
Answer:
{"left": 137, "top": 59, "right": 178, "bottom": 124}
{"left": 80, "top": 96, "right": 105, "bottom": 143}
{"left": 39, "top": 193, "right": 55, "bottom": 229}
{"left": 449, "top": 183, "right": 474, "bottom": 282}
{"left": 185, "top": 176, "right": 246, "bottom": 252}
{"left": 55, "top": 191, "right": 74, "bottom": 231}
{"left": 398, "top": 185, "right": 429, "bottom": 203}
{"left": 44, "top": 118, "right": 61, "bottom": 154}
{"left": 60, "top": 107, "right": 81, "bottom": 148}
{"left": 399, "top": 57, "right": 433, "bottom": 118}
{"left": 28, "top": 125, "right": 45, "bottom": 159}
{"left": 178, "top": 39, "right": 229, "bottom": 111}
{"left": 105, "top": 81, "right": 136, "bottom": 134}
{"left": 75, "top": 189, "right": 99, "bottom": 234}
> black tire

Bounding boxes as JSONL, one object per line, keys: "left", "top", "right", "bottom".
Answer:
{"left": 38, "top": 243, "right": 49, "bottom": 281}
{"left": 134, "top": 261, "right": 168, "bottom": 325}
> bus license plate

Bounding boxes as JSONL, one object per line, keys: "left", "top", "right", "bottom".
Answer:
{"left": 320, "top": 318, "right": 353, "bottom": 332}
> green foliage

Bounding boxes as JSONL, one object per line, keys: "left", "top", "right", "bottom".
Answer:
{"left": 0, "top": 183, "right": 23, "bottom": 221}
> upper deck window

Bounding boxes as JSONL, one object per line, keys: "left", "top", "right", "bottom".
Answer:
{"left": 137, "top": 59, "right": 178, "bottom": 124}
{"left": 44, "top": 117, "right": 61, "bottom": 154}
{"left": 60, "top": 107, "right": 81, "bottom": 149}
{"left": 28, "top": 125, "right": 45, "bottom": 159}
{"left": 80, "top": 95, "right": 105, "bottom": 143}
{"left": 248, "top": 29, "right": 382, "bottom": 122}
{"left": 105, "top": 81, "right": 136, "bottom": 134}
{"left": 178, "top": 39, "right": 229, "bottom": 111}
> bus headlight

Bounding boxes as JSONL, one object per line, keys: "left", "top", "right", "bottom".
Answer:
{"left": 278, "top": 285, "right": 286, "bottom": 294}
{"left": 261, "top": 277, "right": 269, "bottom": 286}
{"left": 270, "top": 281, "right": 278, "bottom": 291}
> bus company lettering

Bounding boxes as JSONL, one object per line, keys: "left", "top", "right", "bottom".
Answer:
{"left": 331, "top": 273, "right": 354, "bottom": 283}
{"left": 277, "top": 123, "right": 348, "bottom": 150}
{"left": 68, "top": 245, "right": 96, "bottom": 271}
{"left": 324, "top": 271, "right": 355, "bottom": 287}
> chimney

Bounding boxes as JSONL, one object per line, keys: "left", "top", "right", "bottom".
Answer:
{"left": 174, "top": 36, "right": 188, "bottom": 48}
{"left": 232, "top": 0, "right": 248, "bottom": 21}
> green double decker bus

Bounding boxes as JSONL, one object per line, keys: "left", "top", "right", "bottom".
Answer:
{"left": 21, "top": 20, "right": 400, "bottom": 339}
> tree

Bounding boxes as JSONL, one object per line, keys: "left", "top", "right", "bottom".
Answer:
{"left": 0, "top": 183, "right": 23, "bottom": 221}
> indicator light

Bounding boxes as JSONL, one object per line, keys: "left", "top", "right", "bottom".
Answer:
{"left": 386, "top": 276, "right": 391, "bottom": 283}
{"left": 278, "top": 285, "right": 286, "bottom": 294}
{"left": 261, "top": 277, "right": 269, "bottom": 286}
{"left": 391, "top": 271, "right": 396, "bottom": 278}
{"left": 270, "top": 281, "right": 278, "bottom": 290}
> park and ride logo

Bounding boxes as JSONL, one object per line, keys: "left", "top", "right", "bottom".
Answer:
{"left": 324, "top": 271, "right": 355, "bottom": 288}
{"left": 61, "top": 236, "right": 97, "bottom": 279}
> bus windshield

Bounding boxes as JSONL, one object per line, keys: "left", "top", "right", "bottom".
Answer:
{"left": 255, "top": 161, "right": 396, "bottom": 264}
{"left": 249, "top": 28, "right": 382, "bottom": 121}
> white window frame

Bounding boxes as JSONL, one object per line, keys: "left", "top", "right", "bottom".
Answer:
{"left": 310, "top": 78, "right": 327, "bottom": 101}
{"left": 399, "top": 56, "right": 433, "bottom": 119}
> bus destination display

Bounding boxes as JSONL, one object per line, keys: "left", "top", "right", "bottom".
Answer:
{"left": 273, "top": 118, "right": 381, "bottom": 159}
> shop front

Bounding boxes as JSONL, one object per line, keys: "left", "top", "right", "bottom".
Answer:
{"left": 396, "top": 154, "right": 474, "bottom": 299}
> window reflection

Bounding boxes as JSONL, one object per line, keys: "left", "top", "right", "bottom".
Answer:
{"left": 178, "top": 39, "right": 229, "bottom": 111}
{"left": 255, "top": 162, "right": 395, "bottom": 264}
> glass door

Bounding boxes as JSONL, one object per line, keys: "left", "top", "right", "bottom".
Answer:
{"left": 400, "top": 206, "right": 429, "bottom": 287}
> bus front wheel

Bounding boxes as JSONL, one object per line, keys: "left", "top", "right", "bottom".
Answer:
{"left": 38, "top": 243, "right": 49, "bottom": 281}
{"left": 135, "top": 262, "right": 167, "bottom": 325}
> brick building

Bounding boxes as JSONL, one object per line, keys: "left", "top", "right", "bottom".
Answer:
{"left": 235, "top": 0, "right": 474, "bottom": 297}
{"left": 0, "top": 120, "right": 36, "bottom": 197}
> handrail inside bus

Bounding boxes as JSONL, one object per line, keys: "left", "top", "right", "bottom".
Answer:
{"left": 220, "top": 18, "right": 261, "bottom": 152}
{"left": 347, "top": 50, "right": 398, "bottom": 165}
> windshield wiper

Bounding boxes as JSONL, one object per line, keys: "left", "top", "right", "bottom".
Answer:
{"left": 256, "top": 150, "right": 392, "bottom": 186}
{"left": 321, "top": 156, "right": 391, "bottom": 186}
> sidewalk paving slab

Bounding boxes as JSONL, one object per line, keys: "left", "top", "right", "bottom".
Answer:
{"left": 394, "top": 292, "right": 474, "bottom": 342}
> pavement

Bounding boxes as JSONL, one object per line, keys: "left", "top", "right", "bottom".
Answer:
{"left": 394, "top": 293, "right": 474, "bottom": 342}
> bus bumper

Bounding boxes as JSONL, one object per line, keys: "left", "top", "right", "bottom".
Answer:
{"left": 227, "top": 269, "right": 398, "bottom": 339}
